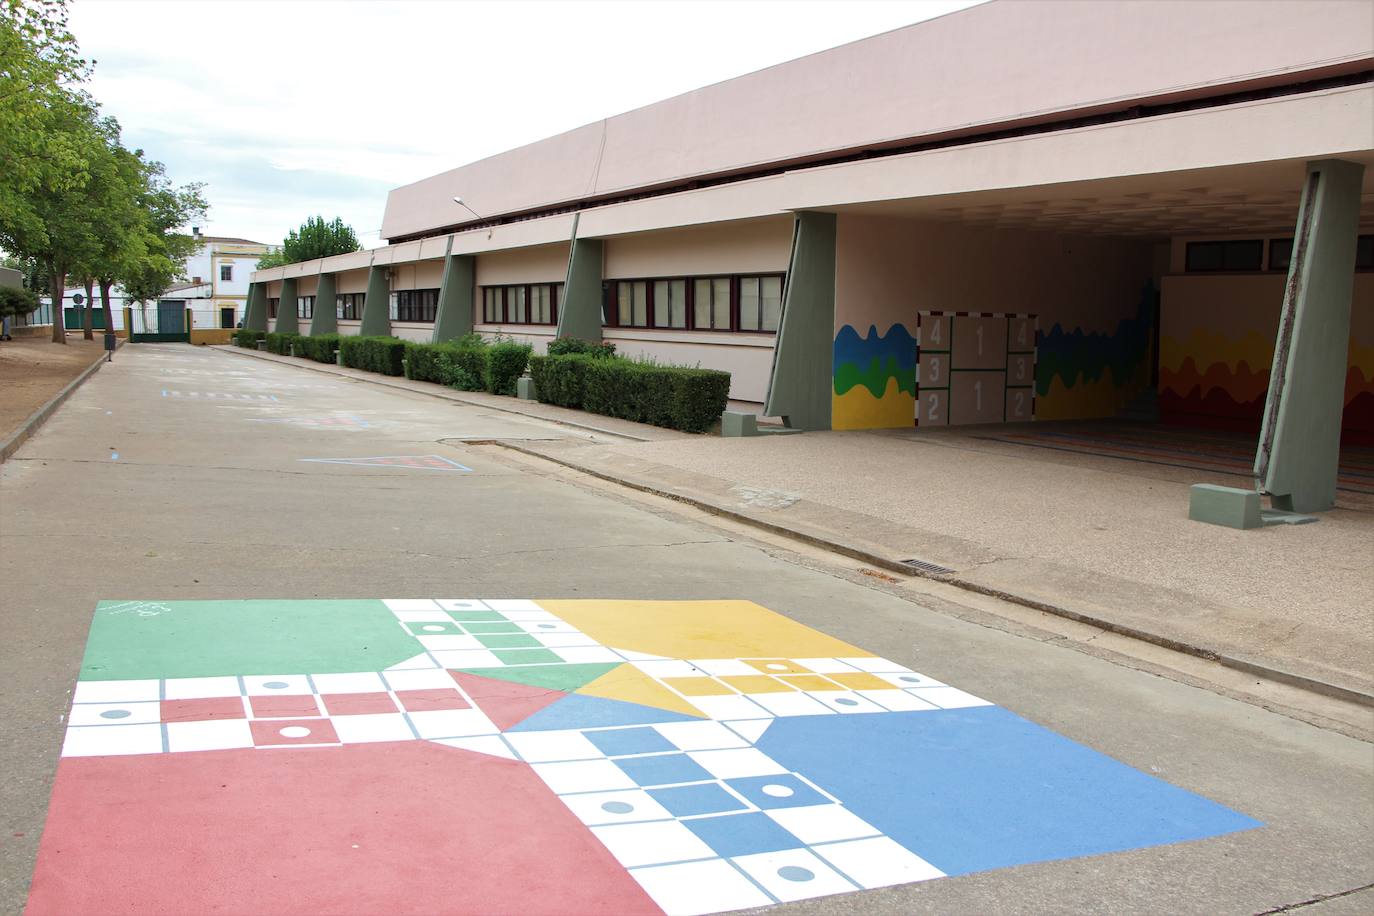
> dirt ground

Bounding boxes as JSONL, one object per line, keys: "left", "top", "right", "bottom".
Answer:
{"left": 0, "top": 334, "right": 109, "bottom": 442}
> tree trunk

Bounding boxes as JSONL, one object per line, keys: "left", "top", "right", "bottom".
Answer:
{"left": 49, "top": 265, "right": 66, "bottom": 344}
{"left": 82, "top": 276, "right": 95, "bottom": 340}
{"left": 99, "top": 278, "right": 116, "bottom": 342}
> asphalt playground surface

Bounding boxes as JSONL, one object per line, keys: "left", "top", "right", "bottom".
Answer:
{"left": 1, "top": 344, "right": 1370, "bottom": 915}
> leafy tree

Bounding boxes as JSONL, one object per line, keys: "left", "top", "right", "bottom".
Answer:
{"left": 257, "top": 216, "right": 359, "bottom": 268}
{"left": 0, "top": 285, "right": 39, "bottom": 322}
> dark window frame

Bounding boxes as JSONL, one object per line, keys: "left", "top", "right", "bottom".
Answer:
{"left": 297, "top": 295, "right": 314, "bottom": 319}
{"left": 392, "top": 288, "right": 440, "bottom": 323}
{"left": 1268, "top": 234, "right": 1373, "bottom": 272}
{"left": 478, "top": 283, "right": 562, "bottom": 326}
{"left": 220, "top": 264, "right": 233, "bottom": 282}
{"left": 267, "top": 297, "right": 279, "bottom": 319}
{"left": 1184, "top": 239, "right": 1264, "bottom": 273}
{"left": 335, "top": 292, "right": 364, "bottom": 320}
{"left": 602, "top": 273, "right": 786, "bottom": 333}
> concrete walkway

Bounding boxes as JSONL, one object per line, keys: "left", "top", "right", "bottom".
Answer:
{"left": 215, "top": 345, "right": 1374, "bottom": 704}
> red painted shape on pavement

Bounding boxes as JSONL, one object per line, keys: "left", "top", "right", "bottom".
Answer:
{"left": 162, "top": 696, "right": 244, "bottom": 721}
{"left": 395, "top": 688, "right": 470, "bottom": 712}
{"left": 248, "top": 717, "right": 340, "bottom": 746}
{"left": 26, "top": 742, "right": 661, "bottom": 915}
{"left": 450, "top": 671, "right": 568, "bottom": 731}
{"left": 249, "top": 695, "right": 323, "bottom": 718}
{"left": 320, "top": 692, "right": 398, "bottom": 715}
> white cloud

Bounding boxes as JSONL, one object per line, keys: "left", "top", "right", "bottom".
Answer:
{"left": 70, "top": 0, "right": 984, "bottom": 245}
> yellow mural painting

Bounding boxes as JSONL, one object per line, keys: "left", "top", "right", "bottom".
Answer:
{"left": 831, "top": 377, "right": 915, "bottom": 430}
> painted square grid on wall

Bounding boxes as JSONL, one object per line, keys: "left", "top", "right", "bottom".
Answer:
{"left": 917, "top": 311, "right": 1037, "bottom": 427}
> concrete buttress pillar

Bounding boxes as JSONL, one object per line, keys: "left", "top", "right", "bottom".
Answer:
{"left": 556, "top": 216, "right": 604, "bottom": 342}
{"left": 359, "top": 265, "right": 391, "bottom": 337}
{"left": 243, "top": 282, "right": 267, "bottom": 332}
{"left": 274, "top": 277, "right": 299, "bottom": 334}
{"left": 433, "top": 243, "right": 475, "bottom": 343}
{"left": 764, "top": 211, "right": 837, "bottom": 430}
{"left": 1255, "top": 159, "right": 1365, "bottom": 513}
{"left": 310, "top": 273, "right": 337, "bottom": 336}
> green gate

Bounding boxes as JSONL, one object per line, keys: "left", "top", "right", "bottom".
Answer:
{"left": 129, "top": 301, "right": 190, "bottom": 343}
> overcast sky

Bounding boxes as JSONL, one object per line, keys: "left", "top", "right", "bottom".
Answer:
{"left": 69, "top": 0, "right": 983, "bottom": 247}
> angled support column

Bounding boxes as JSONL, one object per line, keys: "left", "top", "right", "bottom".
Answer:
{"left": 433, "top": 239, "right": 475, "bottom": 342}
{"left": 764, "top": 211, "right": 836, "bottom": 430}
{"left": 556, "top": 215, "right": 604, "bottom": 341}
{"left": 359, "top": 264, "right": 391, "bottom": 337}
{"left": 243, "top": 282, "right": 267, "bottom": 332}
{"left": 1254, "top": 159, "right": 1365, "bottom": 514}
{"left": 310, "top": 272, "right": 337, "bottom": 336}
{"left": 274, "top": 277, "right": 299, "bottom": 334}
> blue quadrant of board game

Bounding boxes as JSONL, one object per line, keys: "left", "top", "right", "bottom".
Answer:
{"left": 507, "top": 693, "right": 700, "bottom": 732}
{"left": 757, "top": 706, "right": 1262, "bottom": 877}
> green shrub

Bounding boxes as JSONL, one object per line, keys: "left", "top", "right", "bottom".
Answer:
{"left": 340, "top": 336, "right": 405, "bottom": 376}
{"left": 486, "top": 341, "right": 532, "bottom": 395}
{"left": 403, "top": 341, "right": 447, "bottom": 383}
{"left": 443, "top": 344, "right": 488, "bottom": 391}
{"left": 535, "top": 354, "right": 729, "bottom": 432}
{"left": 264, "top": 331, "right": 300, "bottom": 355}
{"left": 296, "top": 334, "right": 340, "bottom": 363}
{"left": 547, "top": 337, "right": 616, "bottom": 358}
{"left": 233, "top": 329, "right": 265, "bottom": 348}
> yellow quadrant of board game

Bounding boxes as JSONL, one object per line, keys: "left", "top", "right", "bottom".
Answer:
{"left": 576, "top": 663, "right": 706, "bottom": 718}
{"left": 537, "top": 599, "right": 874, "bottom": 661}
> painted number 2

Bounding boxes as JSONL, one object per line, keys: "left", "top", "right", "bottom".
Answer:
{"left": 1012, "top": 391, "right": 1026, "bottom": 418}
{"left": 927, "top": 393, "right": 940, "bottom": 422}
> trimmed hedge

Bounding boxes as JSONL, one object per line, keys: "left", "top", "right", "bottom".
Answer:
{"left": 295, "top": 334, "right": 340, "bottom": 363}
{"left": 264, "top": 331, "right": 299, "bottom": 355}
{"left": 233, "top": 329, "right": 265, "bottom": 348}
{"left": 532, "top": 354, "right": 729, "bottom": 433}
{"left": 340, "top": 336, "right": 405, "bottom": 376}
{"left": 486, "top": 341, "right": 532, "bottom": 396}
{"left": 547, "top": 337, "right": 616, "bottom": 359}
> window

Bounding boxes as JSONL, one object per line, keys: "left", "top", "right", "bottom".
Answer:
{"left": 220, "top": 264, "right": 233, "bottom": 282}
{"left": 1185, "top": 239, "right": 1263, "bottom": 272}
{"left": 606, "top": 274, "right": 786, "bottom": 332}
{"left": 693, "top": 277, "right": 731, "bottom": 330}
{"left": 1269, "top": 239, "right": 1294, "bottom": 272}
{"left": 1359, "top": 234, "right": 1374, "bottom": 271}
{"left": 393, "top": 288, "right": 439, "bottom": 322}
{"left": 336, "top": 293, "right": 364, "bottom": 320}
{"left": 479, "top": 284, "right": 562, "bottom": 325}
{"left": 267, "top": 297, "right": 279, "bottom": 319}
{"left": 297, "top": 296, "right": 314, "bottom": 319}
{"left": 739, "top": 275, "right": 783, "bottom": 331}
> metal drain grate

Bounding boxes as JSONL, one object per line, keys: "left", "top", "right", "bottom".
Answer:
{"left": 898, "top": 558, "right": 955, "bottom": 576}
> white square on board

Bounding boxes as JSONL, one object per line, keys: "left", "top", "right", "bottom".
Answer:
{"left": 62, "top": 723, "right": 163, "bottom": 757}
{"left": 483, "top": 599, "right": 542, "bottom": 612}
{"left": 72, "top": 679, "right": 160, "bottom": 704}
{"left": 511, "top": 617, "right": 571, "bottom": 630}
{"left": 632, "top": 660, "right": 704, "bottom": 679}
{"left": 629, "top": 859, "right": 773, "bottom": 916}
{"left": 763, "top": 804, "right": 882, "bottom": 845}
{"left": 560, "top": 789, "right": 673, "bottom": 827}
{"left": 836, "top": 657, "right": 914, "bottom": 674}
{"left": 383, "top": 599, "right": 441, "bottom": 612}
{"left": 808, "top": 691, "right": 887, "bottom": 714}
{"left": 407, "top": 708, "right": 497, "bottom": 739}
{"left": 532, "top": 759, "right": 638, "bottom": 795}
{"left": 812, "top": 836, "right": 944, "bottom": 888}
{"left": 434, "top": 599, "right": 489, "bottom": 611}
{"left": 857, "top": 689, "right": 939, "bottom": 712}
{"left": 732, "top": 848, "right": 858, "bottom": 902}
{"left": 242, "top": 675, "right": 313, "bottom": 696}
{"left": 652, "top": 720, "right": 749, "bottom": 752}
{"left": 874, "top": 670, "right": 946, "bottom": 689}
{"left": 505, "top": 730, "right": 604, "bottom": 763}
{"left": 167, "top": 719, "right": 254, "bottom": 753}
{"left": 311, "top": 672, "right": 387, "bottom": 695}
{"left": 554, "top": 646, "right": 622, "bottom": 664}
{"left": 332, "top": 713, "right": 414, "bottom": 744}
{"left": 748, "top": 692, "right": 835, "bottom": 718}
{"left": 68, "top": 701, "right": 161, "bottom": 727}
{"left": 590, "top": 820, "right": 715, "bottom": 869}
{"left": 532, "top": 631, "right": 601, "bottom": 648}
{"left": 381, "top": 668, "right": 458, "bottom": 691}
{"left": 790, "top": 658, "right": 863, "bottom": 674}
{"left": 687, "top": 747, "right": 787, "bottom": 779}
{"left": 428, "top": 649, "right": 504, "bottom": 669}
{"left": 416, "top": 635, "right": 482, "bottom": 651}
{"left": 162, "top": 676, "right": 241, "bottom": 700}
{"left": 908, "top": 686, "right": 991, "bottom": 709}
{"left": 686, "top": 695, "right": 773, "bottom": 722}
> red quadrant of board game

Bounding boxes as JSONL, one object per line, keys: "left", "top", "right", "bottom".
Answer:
{"left": 26, "top": 741, "right": 660, "bottom": 915}
{"left": 450, "top": 671, "right": 568, "bottom": 730}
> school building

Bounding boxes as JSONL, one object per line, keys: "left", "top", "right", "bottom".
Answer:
{"left": 247, "top": 0, "right": 1373, "bottom": 514}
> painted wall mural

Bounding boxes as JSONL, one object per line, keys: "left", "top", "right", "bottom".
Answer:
{"left": 1158, "top": 275, "right": 1374, "bottom": 446}
{"left": 1034, "top": 285, "right": 1154, "bottom": 421}
{"left": 832, "top": 324, "right": 917, "bottom": 430}
{"left": 28, "top": 597, "right": 1259, "bottom": 915}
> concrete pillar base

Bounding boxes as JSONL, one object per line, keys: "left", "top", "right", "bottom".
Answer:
{"left": 1188, "top": 485, "right": 1262, "bottom": 529}
{"left": 517, "top": 376, "right": 536, "bottom": 400}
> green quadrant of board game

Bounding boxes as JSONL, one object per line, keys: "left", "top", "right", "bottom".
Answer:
{"left": 80, "top": 600, "right": 422, "bottom": 680}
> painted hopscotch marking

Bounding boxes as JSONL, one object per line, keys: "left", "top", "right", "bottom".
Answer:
{"left": 162, "top": 390, "right": 279, "bottom": 401}
{"left": 298, "top": 455, "right": 472, "bottom": 472}
{"left": 247, "top": 414, "right": 374, "bottom": 429}
{"left": 29, "top": 598, "right": 1260, "bottom": 916}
